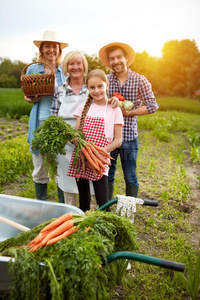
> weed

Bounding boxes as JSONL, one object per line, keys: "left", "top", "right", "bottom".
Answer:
{"left": 19, "top": 115, "right": 29, "bottom": 123}
{"left": 177, "top": 255, "right": 200, "bottom": 300}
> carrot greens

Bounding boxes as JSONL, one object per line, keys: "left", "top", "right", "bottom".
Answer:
{"left": 1, "top": 210, "right": 138, "bottom": 300}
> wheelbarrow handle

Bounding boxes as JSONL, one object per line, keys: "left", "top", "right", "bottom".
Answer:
{"left": 104, "top": 251, "right": 184, "bottom": 272}
{"left": 97, "top": 198, "right": 158, "bottom": 211}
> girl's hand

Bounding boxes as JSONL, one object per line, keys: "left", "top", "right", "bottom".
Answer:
{"left": 108, "top": 96, "right": 119, "bottom": 108}
{"left": 24, "top": 95, "right": 41, "bottom": 103}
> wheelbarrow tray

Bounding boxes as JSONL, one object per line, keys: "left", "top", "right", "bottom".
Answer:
{"left": 0, "top": 194, "right": 184, "bottom": 292}
{"left": 0, "top": 194, "right": 84, "bottom": 291}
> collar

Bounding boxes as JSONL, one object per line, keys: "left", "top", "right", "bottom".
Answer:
{"left": 63, "top": 76, "right": 87, "bottom": 92}
{"left": 112, "top": 68, "right": 131, "bottom": 80}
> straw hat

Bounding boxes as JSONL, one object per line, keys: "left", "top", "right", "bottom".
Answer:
{"left": 99, "top": 42, "right": 135, "bottom": 68}
{"left": 33, "top": 30, "right": 69, "bottom": 49}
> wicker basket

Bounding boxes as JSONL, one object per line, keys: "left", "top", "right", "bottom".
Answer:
{"left": 21, "top": 62, "right": 55, "bottom": 97}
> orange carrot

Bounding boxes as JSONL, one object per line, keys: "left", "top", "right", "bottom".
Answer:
{"left": 28, "top": 231, "right": 50, "bottom": 247}
{"left": 87, "top": 143, "right": 110, "bottom": 167}
{"left": 85, "top": 226, "right": 90, "bottom": 232}
{"left": 86, "top": 148, "right": 103, "bottom": 172}
{"left": 46, "top": 226, "right": 79, "bottom": 245}
{"left": 28, "top": 243, "right": 42, "bottom": 252}
{"left": 81, "top": 147, "right": 99, "bottom": 171}
{"left": 90, "top": 143, "right": 111, "bottom": 158}
{"left": 41, "top": 219, "right": 74, "bottom": 246}
{"left": 86, "top": 161, "right": 98, "bottom": 179}
{"left": 40, "top": 213, "right": 73, "bottom": 233}
{"left": 79, "top": 152, "right": 86, "bottom": 175}
{"left": 76, "top": 155, "right": 81, "bottom": 181}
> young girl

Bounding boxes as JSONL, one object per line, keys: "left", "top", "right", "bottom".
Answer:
{"left": 67, "top": 69, "right": 124, "bottom": 211}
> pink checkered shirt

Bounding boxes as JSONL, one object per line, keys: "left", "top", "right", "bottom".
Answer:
{"left": 107, "top": 69, "right": 159, "bottom": 142}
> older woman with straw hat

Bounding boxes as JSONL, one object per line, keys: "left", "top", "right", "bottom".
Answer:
{"left": 25, "top": 30, "right": 68, "bottom": 202}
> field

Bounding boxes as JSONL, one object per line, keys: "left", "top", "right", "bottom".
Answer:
{"left": 0, "top": 89, "right": 200, "bottom": 299}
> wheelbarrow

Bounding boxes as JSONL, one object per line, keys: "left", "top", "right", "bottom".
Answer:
{"left": 0, "top": 194, "right": 184, "bottom": 292}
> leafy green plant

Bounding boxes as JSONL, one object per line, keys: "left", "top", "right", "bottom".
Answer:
{"left": 7, "top": 128, "right": 13, "bottom": 133}
{"left": 190, "top": 146, "right": 200, "bottom": 163}
{"left": 177, "top": 255, "right": 200, "bottom": 300}
{"left": 19, "top": 115, "right": 29, "bottom": 123}
{"left": 112, "top": 259, "right": 130, "bottom": 285}
{"left": 0, "top": 136, "right": 32, "bottom": 187}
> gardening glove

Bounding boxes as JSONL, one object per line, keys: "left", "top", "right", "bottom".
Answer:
{"left": 115, "top": 195, "right": 144, "bottom": 223}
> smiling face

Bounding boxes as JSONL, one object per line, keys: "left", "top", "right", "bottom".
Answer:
{"left": 87, "top": 76, "right": 108, "bottom": 105}
{"left": 41, "top": 42, "right": 60, "bottom": 64}
{"left": 67, "top": 55, "right": 85, "bottom": 80}
{"left": 107, "top": 48, "right": 128, "bottom": 74}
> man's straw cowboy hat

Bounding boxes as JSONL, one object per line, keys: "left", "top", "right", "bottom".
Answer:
{"left": 33, "top": 30, "right": 69, "bottom": 49}
{"left": 99, "top": 42, "right": 135, "bottom": 68}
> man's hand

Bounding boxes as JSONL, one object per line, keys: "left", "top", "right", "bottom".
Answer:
{"left": 120, "top": 106, "right": 132, "bottom": 117}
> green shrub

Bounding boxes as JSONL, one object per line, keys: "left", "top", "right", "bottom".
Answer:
{"left": 0, "top": 137, "right": 32, "bottom": 187}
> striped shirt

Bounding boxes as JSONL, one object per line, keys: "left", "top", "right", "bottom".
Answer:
{"left": 51, "top": 78, "right": 88, "bottom": 116}
{"left": 107, "top": 69, "right": 159, "bottom": 141}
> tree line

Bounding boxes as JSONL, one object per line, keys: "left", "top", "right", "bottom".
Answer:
{"left": 0, "top": 39, "right": 199, "bottom": 97}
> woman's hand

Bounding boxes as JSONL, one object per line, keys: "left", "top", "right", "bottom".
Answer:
{"left": 24, "top": 95, "right": 41, "bottom": 103}
{"left": 108, "top": 96, "right": 119, "bottom": 109}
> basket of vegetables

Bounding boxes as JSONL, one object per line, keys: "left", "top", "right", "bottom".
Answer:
{"left": 21, "top": 62, "right": 55, "bottom": 97}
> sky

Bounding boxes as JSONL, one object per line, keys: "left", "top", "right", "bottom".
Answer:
{"left": 0, "top": 0, "right": 200, "bottom": 64}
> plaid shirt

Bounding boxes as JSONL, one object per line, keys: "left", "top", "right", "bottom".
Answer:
{"left": 51, "top": 78, "right": 88, "bottom": 116}
{"left": 107, "top": 69, "right": 159, "bottom": 142}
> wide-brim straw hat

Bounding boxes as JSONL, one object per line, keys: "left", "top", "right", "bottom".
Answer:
{"left": 99, "top": 41, "right": 135, "bottom": 68}
{"left": 33, "top": 30, "right": 69, "bottom": 49}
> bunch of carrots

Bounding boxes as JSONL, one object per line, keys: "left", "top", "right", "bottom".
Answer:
{"left": 73, "top": 142, "right": 114, "bottom": 181}
{"left": 27, "top": 213, "right": 86, "bottom": 252}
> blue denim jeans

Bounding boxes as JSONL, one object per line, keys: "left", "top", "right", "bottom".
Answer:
{"left": 108, "top": 138, "right": 139, "bottom": 187}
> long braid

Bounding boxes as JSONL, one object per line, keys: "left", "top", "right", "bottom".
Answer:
{"left": 79, "top": 94, "right": 93, "bottom": 131}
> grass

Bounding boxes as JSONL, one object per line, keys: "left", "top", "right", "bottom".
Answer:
{"left": 0, "top": 93, "right": 200, "bottom": 299}
{"left": 0, "top": 88, "right": 32, "bottom": 119}
{"left": 156, "top": 96, "right": 200, "bottom": 114}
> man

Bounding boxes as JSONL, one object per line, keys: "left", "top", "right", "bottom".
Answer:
{"left": 99, "top": 42, "right": 159, "bottom": 199}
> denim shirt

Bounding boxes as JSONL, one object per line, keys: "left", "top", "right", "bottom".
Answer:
{"left": 27, "top": 63, "right": 66, "bottom": 154}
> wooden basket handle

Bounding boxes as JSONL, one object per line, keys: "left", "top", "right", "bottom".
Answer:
{"left": 21, "top": 61, "right": 54, "bottom": 76}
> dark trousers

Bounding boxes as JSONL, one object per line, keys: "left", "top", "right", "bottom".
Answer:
{"left": 76, "top": 175, "right": 108, "bottom": 212}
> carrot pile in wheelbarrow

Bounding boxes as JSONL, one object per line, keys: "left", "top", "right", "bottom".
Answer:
{"left": 0, "top": 207, "right": 184, "bottom": 300}
{"left": 31, "top": 115, "right": 112, "bottom": 179}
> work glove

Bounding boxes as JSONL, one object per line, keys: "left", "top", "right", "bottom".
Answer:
{"left": 115, "top": 195, "right": 144, "bottom": 223}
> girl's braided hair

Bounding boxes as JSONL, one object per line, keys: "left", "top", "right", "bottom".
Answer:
{"left": 79, "top": 69, "right": 108, "bottom": 131}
